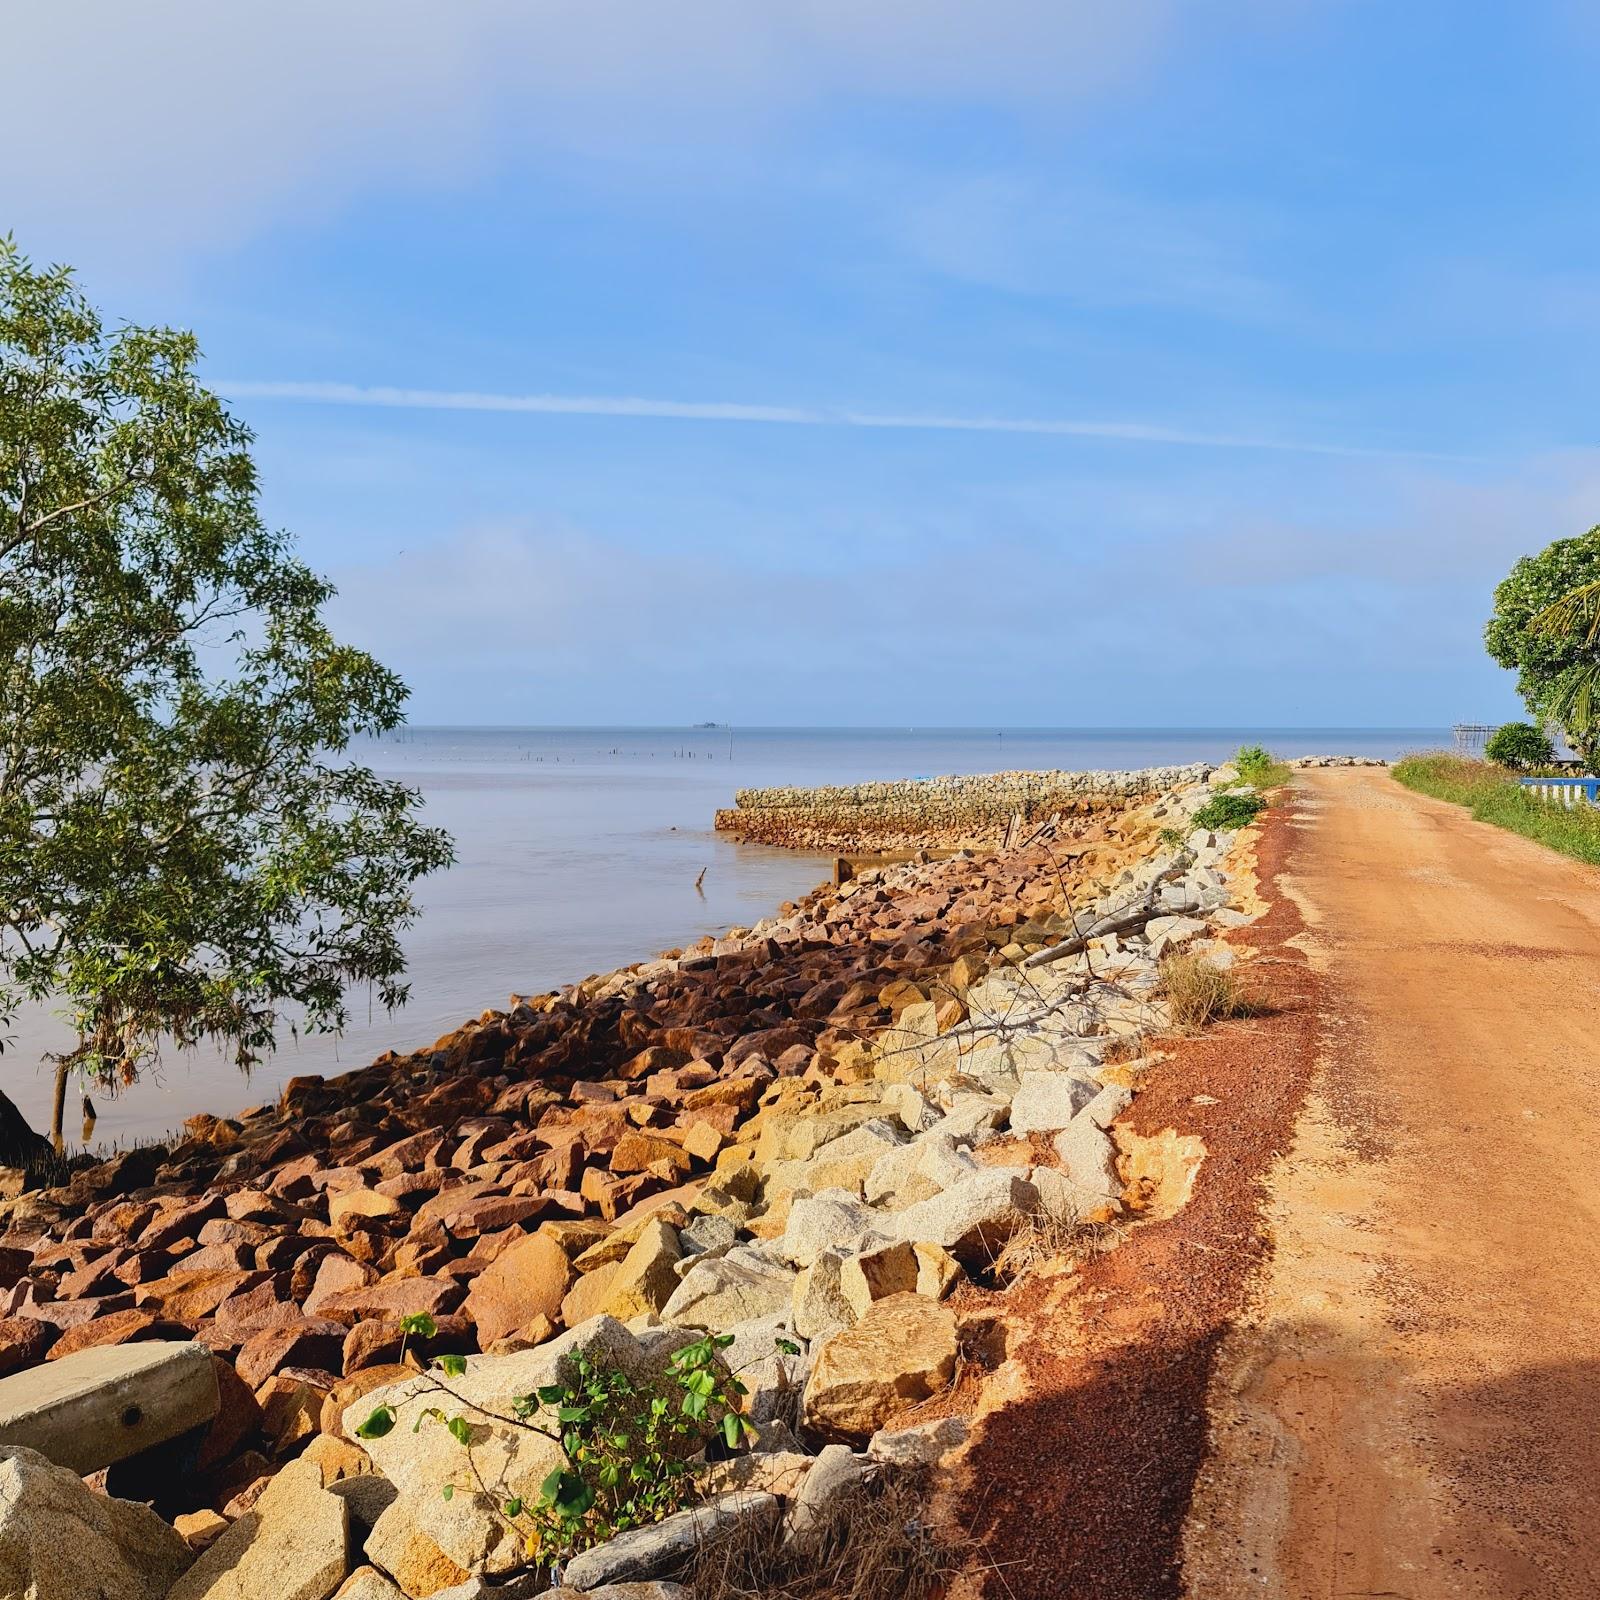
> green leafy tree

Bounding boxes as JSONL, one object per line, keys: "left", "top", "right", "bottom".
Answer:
{"left": 1485, "top": 529, "right": 1600, "bottom": 770}
{"left": 1483, "top": 721, "right": 1555, "bottom": 771}
{"left": 0, "top": 239, "right": 453, "bottom": 1155}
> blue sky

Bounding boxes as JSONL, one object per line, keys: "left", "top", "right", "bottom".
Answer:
{"left": 6, "top": 1, "right": 1600, "bottom": 725}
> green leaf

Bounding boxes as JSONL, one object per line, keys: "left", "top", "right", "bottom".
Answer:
{"left": 502, "top": 1497, "right": 523, "bottom": 1518}
{"left": 441, "top": 1484, "right": 454, "bottom": 1502}
{"left": 436, "top": 1353, "right": 467, "bottom": 1378}
{"left": 354, "top": 1404, "right": 396, "bottom": 1440}
{"left": 775, "top": 1337, "right": 801, "bottom": 1356}
{"left": 535, "top": 1385, "right": 566, "bottom": 1406}
{"left": 400, "top": 1312, "right": 437, "bottom": 1339}
{"left": 446, "top": 1415, "right": 473, "bottom": 1447}
{"left": 722, "top": 1412, "right": 742, "bottom": 1448}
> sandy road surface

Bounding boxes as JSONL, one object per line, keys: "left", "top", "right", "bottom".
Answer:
{"left": 1183, "top": 768, "right": 1600, "bottom": 1599}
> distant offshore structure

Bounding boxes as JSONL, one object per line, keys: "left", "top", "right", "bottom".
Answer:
{"left": 694, "top": 721, "right": 728, "bottom": 729}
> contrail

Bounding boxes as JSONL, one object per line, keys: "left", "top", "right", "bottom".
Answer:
{"left": 215, "top": 379, "right": 1456, "bottom": 461}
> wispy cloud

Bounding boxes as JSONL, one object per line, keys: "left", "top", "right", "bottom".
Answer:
{"left": 217, "top": 379, "right": 1456, "bottom": 461}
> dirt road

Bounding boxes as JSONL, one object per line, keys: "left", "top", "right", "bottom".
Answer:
{"left": 1182, "top": 768, "right": 1600, "bottom": 1599}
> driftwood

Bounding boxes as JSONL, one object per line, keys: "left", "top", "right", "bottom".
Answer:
{"left": 1022, "top": 898, "right": 1202, "bottom": 968}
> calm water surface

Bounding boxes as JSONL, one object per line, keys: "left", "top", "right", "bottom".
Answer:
{"left": 8, "top": 726, "right": 1442, "bottom": 1147}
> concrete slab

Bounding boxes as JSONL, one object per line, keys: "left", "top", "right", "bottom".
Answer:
{"left": 0, "top": 1339, "right": 218, "bottom": 1472}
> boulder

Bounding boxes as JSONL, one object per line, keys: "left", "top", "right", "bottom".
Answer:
{"left": 561, "top": 1219, "right": 681, "bottom": 1326}
{"left": 0, "top": 1338, "right": 218, "bottom": 1473}
{"left": 1007, "top": 1071, "right": 1099, "bottom": 1135}
{"left": 660, "top": 1249, "right": 796, "bottom": 1332}
{"left": 772, "top": 1190, "right": 890, "bottom": 1269}
{"left": 839, "top": 1241, "right": 920, "bottom": 1320}
{"left": 868, "top": 1415, "right": 970, "bottom": 1466}
{"left": 791, "top": 1252, "right": 855, "bottom": 1343}
{"left": 862, "top": 1131, "right": 977, "bottom": 1209}
{"left": 1052, "top": 1118, "right": 1121, "bottom": 1199}
{"left": 168, "top": 1457, "right": 349, "bottom": 1600}
{"left": 891, "top": 1170, "right": 1039, "bottom": 1267}
{"left": 464, "top": 1227, "right": 574, "bottom": 1347}
{"left": 0, "top": 1444, "right": 193, "bottom": 1599}
{"left": 331, "top": 1571, "right": 405, "bottom": 1600}
{"left": 784, "top": 1442, "right": 873, "bottom": 1547}
{"left": 803, "top": 1294, "right": 958, "bottom": 1442}
{"left": 560, "top": 1492, "right": 779, "bottom": 1589}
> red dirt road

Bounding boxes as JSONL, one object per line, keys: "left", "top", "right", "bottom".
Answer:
{"left": 1183, "top": 768, "right": 1600, "bottom": 1598}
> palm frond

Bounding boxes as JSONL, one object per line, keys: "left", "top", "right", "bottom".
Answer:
{"left": 1546, "top": 660, "right": 1600, "bottom": 736}
{"left": 1531, "top": 579, "right": 1600, "bottom": 645}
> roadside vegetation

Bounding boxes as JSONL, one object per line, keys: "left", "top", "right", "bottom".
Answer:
{"left": 1233, "top": 742, "right": 1292, "bottom": 789}
{"left": 1159, "top": 949, "right": 1257, "bottom": 1030}
{"left": 1392, "top": 754, "right": 1600, "bottom": 866}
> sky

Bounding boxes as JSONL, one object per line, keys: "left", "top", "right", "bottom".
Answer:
{"left": 5, "top": 1, "right": 1599, "bottom": 726}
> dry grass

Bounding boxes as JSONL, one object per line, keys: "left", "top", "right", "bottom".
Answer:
{"left": 687, "top": 1468, "right": 962, "bottom": 1600}
{"left": 992, "top": 1201, "right": 1126, "bottom": 1279}
{"left": 1159, "top": 950, "right": 1255, "bottom": 1031}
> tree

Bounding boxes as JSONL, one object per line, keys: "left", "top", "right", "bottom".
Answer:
{"left": 1485, "top": 528, "right": 1600, "bottom": 771}
{"left": 0, "top": 239, "right": 454, "bottom": 1158}
{"left": 1484, "top": 721, "right": 1554, "bottom": 771}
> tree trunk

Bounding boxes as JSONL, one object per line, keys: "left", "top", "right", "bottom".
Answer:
{"left": 49, "top": 1060, "right": 68, "bottom": 1153}
{"left": 0, "top": 1085, "right": 49, "bottom": 1168}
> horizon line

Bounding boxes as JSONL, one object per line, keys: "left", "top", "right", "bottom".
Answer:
{"left": 216, "top": 379, "right": 1464, "bottom": 463}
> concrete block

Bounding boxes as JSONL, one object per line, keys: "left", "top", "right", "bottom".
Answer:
{"left": 0, "top": 1339, "right": 218, "bottom": 1473}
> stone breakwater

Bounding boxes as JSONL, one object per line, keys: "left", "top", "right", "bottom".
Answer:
{"left": 715, "top": 762, "right": 1217, "bottom": 852}
{"left": 0, "top": 760, "right": 1260, "bottom": 1599}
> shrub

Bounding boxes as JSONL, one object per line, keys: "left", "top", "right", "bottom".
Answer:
{"left": 356, "top": 1325, "right": 777, "bottom": 1574}
{"left": 1191, "top": 792, "right": 1266, "bottom": 832}
{"left": 1234, "top": 744, "right": 1292, "bottom": 789}
{"left": 1484, "top": 721, "right": 1555, "bottom": 770}
{"left": 1160, "top": 951, "right": 1254, "bottom": 1030}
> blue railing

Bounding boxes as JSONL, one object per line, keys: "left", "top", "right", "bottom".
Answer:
{"left": 1519, "top": 776, "right": 1600, "bottom": 806}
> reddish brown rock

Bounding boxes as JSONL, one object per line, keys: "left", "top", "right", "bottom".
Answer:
{"left": 302, "top": 1252, "right": 375, "bottom": 1315}
{"left": 197, "top": 1355, "right": 264, "bottom": 1471}
{"left": 342, "top": 1312, "right": 473, "bottom": 1374}
{"left": 140, "top": 1196, "right": 223, "bottom": 1252}
{"left": 609, "top": 1131, "right": 693, "bottom": 1179}
{"left": 311, "top": 1274, "right": 464, "bottom": 1325}
{"left": 137, "top": 1268, "right": 266, "bottom": 1321}
{"left": 319, "top": 1363, "right": 414, "bottom": 1439}
{"left": 257, "top": 1367, "right": 335, "bottom": 1455}
{"left": 45, "top": 1307, "right": 188, "bottom": 1359}
{"left": 463, "top": 1228, "right": 574, "bottom": 1347}
{"left": 235, "top": 1318, "right": 348, "bottom": 1388}
{"left": 0, "top": 1315, "right": 56, "bottom": 1373}
{"left": 435, "top": 1193, "right": 553, "bottom": 1239}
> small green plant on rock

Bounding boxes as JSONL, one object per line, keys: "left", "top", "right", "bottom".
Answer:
{"left": 355, "top": 1322, "right": 767, "bottom": 1576}
{"left": 1484, "top": 721, "right": 1556, "bottom": 771}
{"left": 1191, "top": 791, "right": 1266, "bottom": 832}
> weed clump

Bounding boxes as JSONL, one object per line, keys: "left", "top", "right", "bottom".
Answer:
{"left": 688, "top": 1467, "right": 959, "bottom": 1600}
{"left": 1192, "top": 791, "right": 1265, "bottom": 832}
{"left": 1160, "top": 951, "right": 1254, "bottom": 1030}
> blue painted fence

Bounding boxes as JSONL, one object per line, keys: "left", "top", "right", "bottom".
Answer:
{"left": 1519, "top": 777, "right": 1600, "bottom": 806}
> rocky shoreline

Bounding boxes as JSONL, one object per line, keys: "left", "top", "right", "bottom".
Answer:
{"left": 0, "top": 759, "right": 1274, "bottom": 1599}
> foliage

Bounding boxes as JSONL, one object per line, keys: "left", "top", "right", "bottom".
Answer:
{"left": 0, "top": 239, "right": 452, "bottom": 1098}
{"left": 1483, "top": 721, "right": 1555, "bottom": 771}
{"left": 355, "top": 1328, "right": 784, "bottom": 1576}
{"left": 1156, "top": 826, "right": 1184, "bottom": 848}
{"left": 1485, "top": 529, "right": 1600, "bottom": 769}
{"left": 1191, "top": 792, "right": 1266, "bottom": 832}
{"left": 1159, "top": 950, "right": 1256, "bottom": 1030}
{"left": 1233, "top": 743, "right": 1291, "bottom": 789}
{"left": 1392, "top": 754, "right": 1600, "bottom": 866}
